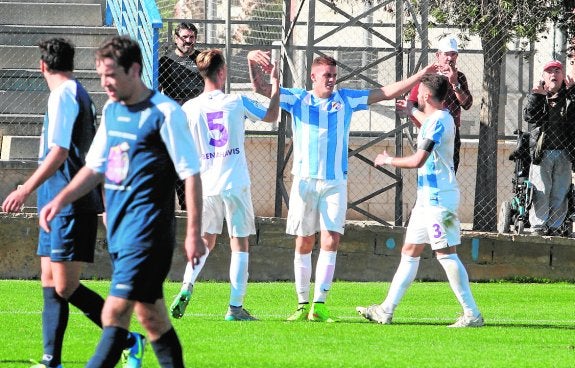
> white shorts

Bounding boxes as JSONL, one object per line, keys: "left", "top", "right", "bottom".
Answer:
{"left": 286, "top": 177, "right": 347, "bottom": 236}
{"left": 404, "top": 205, "right": 460, "bottom": 250}
{"left": 202, "top": 186, "right": 256, "bottom": 238}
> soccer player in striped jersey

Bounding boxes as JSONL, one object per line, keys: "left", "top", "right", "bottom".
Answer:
{"left": 248, "top": 50, "right": 438, "bottom": 322}
{"left": 356, "top": 73, "right": 483, "bottom": 327}
{"left": 169, "top": 49, "right": 280, "bottom": 321}
{"left": 39, "top": 36, "right": 206, "bottom": 367}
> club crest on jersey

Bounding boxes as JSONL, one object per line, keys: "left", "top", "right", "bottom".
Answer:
{"left": 330, "top": 101, "right": 342, "bottom": 111}
{"left": 106, "top": 142, "right": 130, "bottom": 184}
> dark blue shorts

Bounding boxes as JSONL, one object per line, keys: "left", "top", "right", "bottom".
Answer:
{"left": 108, "top": 244, "right": 174, "bottom": 304}
{"left": 37, "top": 213, "right": 98, "bottom": 262}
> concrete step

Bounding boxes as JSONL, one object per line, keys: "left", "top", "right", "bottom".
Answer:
{"left": 1, "top": 135, "right": 39, "bottom": 160}
{"left": 0, "top": 25, "right": 117, "bottom": 47}
{"left": 0, "top": 45, "right": 99, "bottom": 69}
{"left": 0, "top": 90, "right": 108, "bottom": 114}
{"left": 0, "top": 114, "right": 43, "bottom": 136}
{"left": 0, "top": 69, "right": 102, "bottom": 91}
{"left": 0, "top": 2, "right": 102, "bottom": 26}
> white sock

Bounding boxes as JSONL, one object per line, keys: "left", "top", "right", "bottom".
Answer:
{"left": 229, "top": 251, "right": 249, "bottom": 307}
{"left": 436, "top": 253, "right": 480, "bottom": 317}
{"left": 181, "top": 247, "right": 210, "bottom": 292}
{"left": 294, "top": 252, "right": 312, "bottom": 304}
{"left": 381, "top": 254, "right": 420, "bottom": 313}
{"left": 313, "top": 250, "right": 337, "bottom": 303}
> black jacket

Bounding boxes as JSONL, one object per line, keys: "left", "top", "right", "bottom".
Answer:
{"left": 524, "top": 84, "right": 575, "bottom": 164}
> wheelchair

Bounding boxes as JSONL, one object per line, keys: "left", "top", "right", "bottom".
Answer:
{"left": 498, "top": 130, "right": 575, "bottom": 236}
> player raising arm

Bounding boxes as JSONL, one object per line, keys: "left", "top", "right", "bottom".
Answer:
{"left": 169, "top": 49, "right": 280, "bottom": 321}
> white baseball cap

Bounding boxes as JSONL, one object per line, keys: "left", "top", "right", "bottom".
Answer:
{"left": 437, "top": 36, "right": 458, "bottom": 53}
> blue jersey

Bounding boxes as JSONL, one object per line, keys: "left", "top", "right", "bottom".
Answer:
{"left": 416, "top": 109, "right": 459, "bottom": 212}
{"left": 279, "top": 87, "right": 370, "bottom": 180}
{"left": 37, "top": 79, "right": 103, "bottom": 216}
{"left": 85, "top": 91, "right": 200, "bottom": 252}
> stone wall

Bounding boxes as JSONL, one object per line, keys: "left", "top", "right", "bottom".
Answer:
{"left": 1, "top": 213, "right": 574, "bottom": 282}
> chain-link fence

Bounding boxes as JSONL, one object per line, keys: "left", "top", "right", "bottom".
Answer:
{"left": 0, "top": 0, "right": 573, "bottom": 235}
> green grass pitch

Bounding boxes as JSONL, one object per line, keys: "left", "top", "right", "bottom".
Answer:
{"left": 0, "top": 280, "right": 573, "bottom": 367}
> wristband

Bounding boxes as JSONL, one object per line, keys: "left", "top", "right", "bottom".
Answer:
{"left": 383, "top": 156, "right": 393, "bottom": 165}
{"left": 410, "top": 107, "right": 418, "bottom": 116}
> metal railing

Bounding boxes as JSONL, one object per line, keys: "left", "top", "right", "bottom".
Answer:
{"left": 105, "top": 0, "right": 162, "bottom": 88}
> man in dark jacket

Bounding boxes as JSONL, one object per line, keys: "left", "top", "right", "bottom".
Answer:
{"left": 524, "top": 60, "right": 575, "bottom": 236}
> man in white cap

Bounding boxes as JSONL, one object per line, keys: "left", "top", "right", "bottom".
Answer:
{"left": 408, "top": 35, "right": 473, "bottom": 173}
{"left": 524, "top": 60, "right": 575, "bottom": 236}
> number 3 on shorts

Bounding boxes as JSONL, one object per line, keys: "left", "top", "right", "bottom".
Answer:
{"left": 432, "top": 223, "right": 442, "bottom": 238}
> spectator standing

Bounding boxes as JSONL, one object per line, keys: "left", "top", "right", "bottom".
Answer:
{"left": 408, "top": 35, "right": 472, "bottom": 173}
{"left": 39, "top": 36, "right": 205, "bottom": 368}
{"left": 248, "top": 49, "right": 437, "bottom": 322}
{"left": 169, "top": 49, "right": 280, "bottom": 321}
{"left": 357, "top": 74, "right": 483, "bottom": 328}
{"left": 525, "top": 60, "right": 575, "bottom": 236}
{"left": 159, "top": 22, "right": 205, "bottom": 210}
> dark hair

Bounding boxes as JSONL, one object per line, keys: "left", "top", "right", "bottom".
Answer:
{"left": 196, "top": 49, "right": 226, "bottom": 83}
{"left": 312, "top": 55, "right": 337, "bottom": 67}
{"left": 38, "top": 38, "right": 75, "bottom": 72}
{"left": 420, "top": 73, "right": 449, "bottom": 102}
{"left": 175, "top": 22, "right": 198, "bottom": 37}
{"left": 95, "top": 36, "right": 142, "bottom": 75}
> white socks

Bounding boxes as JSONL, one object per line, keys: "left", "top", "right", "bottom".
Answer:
{"left": 229, "top": 251, "right": 249, "bottom": 307}
{"left": 436, "top": 253, "right": 480, "bottom": 317}
{"left": 381, "top": 254, "right": 420, "bottom": 313}
{"left": 181, "top": 247, "right": 210, "bottom": 292}
{"left": 313, "top": 250, "right": 337, "bottom": 303}
{"left": 294, "top": 252, "right": 312, "bottom": 304}
{"left": 293, "top": 250, "right": 338, "bottom": 304}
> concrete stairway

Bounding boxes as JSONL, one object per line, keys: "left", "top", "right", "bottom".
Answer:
{"left": 0, "top": 0, "right": 116, "bottom": 160}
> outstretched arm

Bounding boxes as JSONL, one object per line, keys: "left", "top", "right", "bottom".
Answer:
{"left": 374, "top": 149, "right": 430, "bottom": 169}
{"left": 248, "top": 50, "right": 273, "bottom": 98}
{"left": 367, "top": 63, "right": 438, "bottom": 105}
{"left": 261, "top": 61, "right": 280, "bottom": 123}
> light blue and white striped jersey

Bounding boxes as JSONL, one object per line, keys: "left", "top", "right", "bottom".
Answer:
{"left": 182, "top": 90, "right": 267, "bottom": 195}
{"left": 415, "top": 109, "right": 459, "bottom": 212}
{"left": 280, "top": 87, "right": 370, "bottom": 180}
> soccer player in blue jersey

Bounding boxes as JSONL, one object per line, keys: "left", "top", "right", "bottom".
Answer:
{"left": 170, "top": 49, "right": 280, "bottom": 321}
{"left": 39, "top": 36, "right": 206, "bottom": 367}
{"left": 248, "top": 50, "right": 438, "bottom": 322}
{"left": 356, "top": 73, "right": 484, "bottom": 327}
{"left": 0, "top": 38, "right": 129, "bottom": 368}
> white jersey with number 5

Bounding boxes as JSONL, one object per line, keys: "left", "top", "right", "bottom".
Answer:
{"left": 182, "top": 90, "right": 267, "bottom": 195}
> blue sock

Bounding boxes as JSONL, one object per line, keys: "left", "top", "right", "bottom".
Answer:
{"left": 42, "top": 287, "right": 69, "bottom": 367}
{"left": 151, "top": 328, "right": 184, "bottom": 368}
{"left": 68, "top": 283, "right": 104, "bottom": 328}
{"left": 86, "top": 326, "right": 130, "bottom": 368}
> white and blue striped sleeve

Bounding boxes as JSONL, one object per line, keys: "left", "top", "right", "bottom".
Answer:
{"left": 240, "top": 95, "right": 267, "bottom": 122}
{"left": 340, "top": 89, "right": 370, "bottom": 111}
